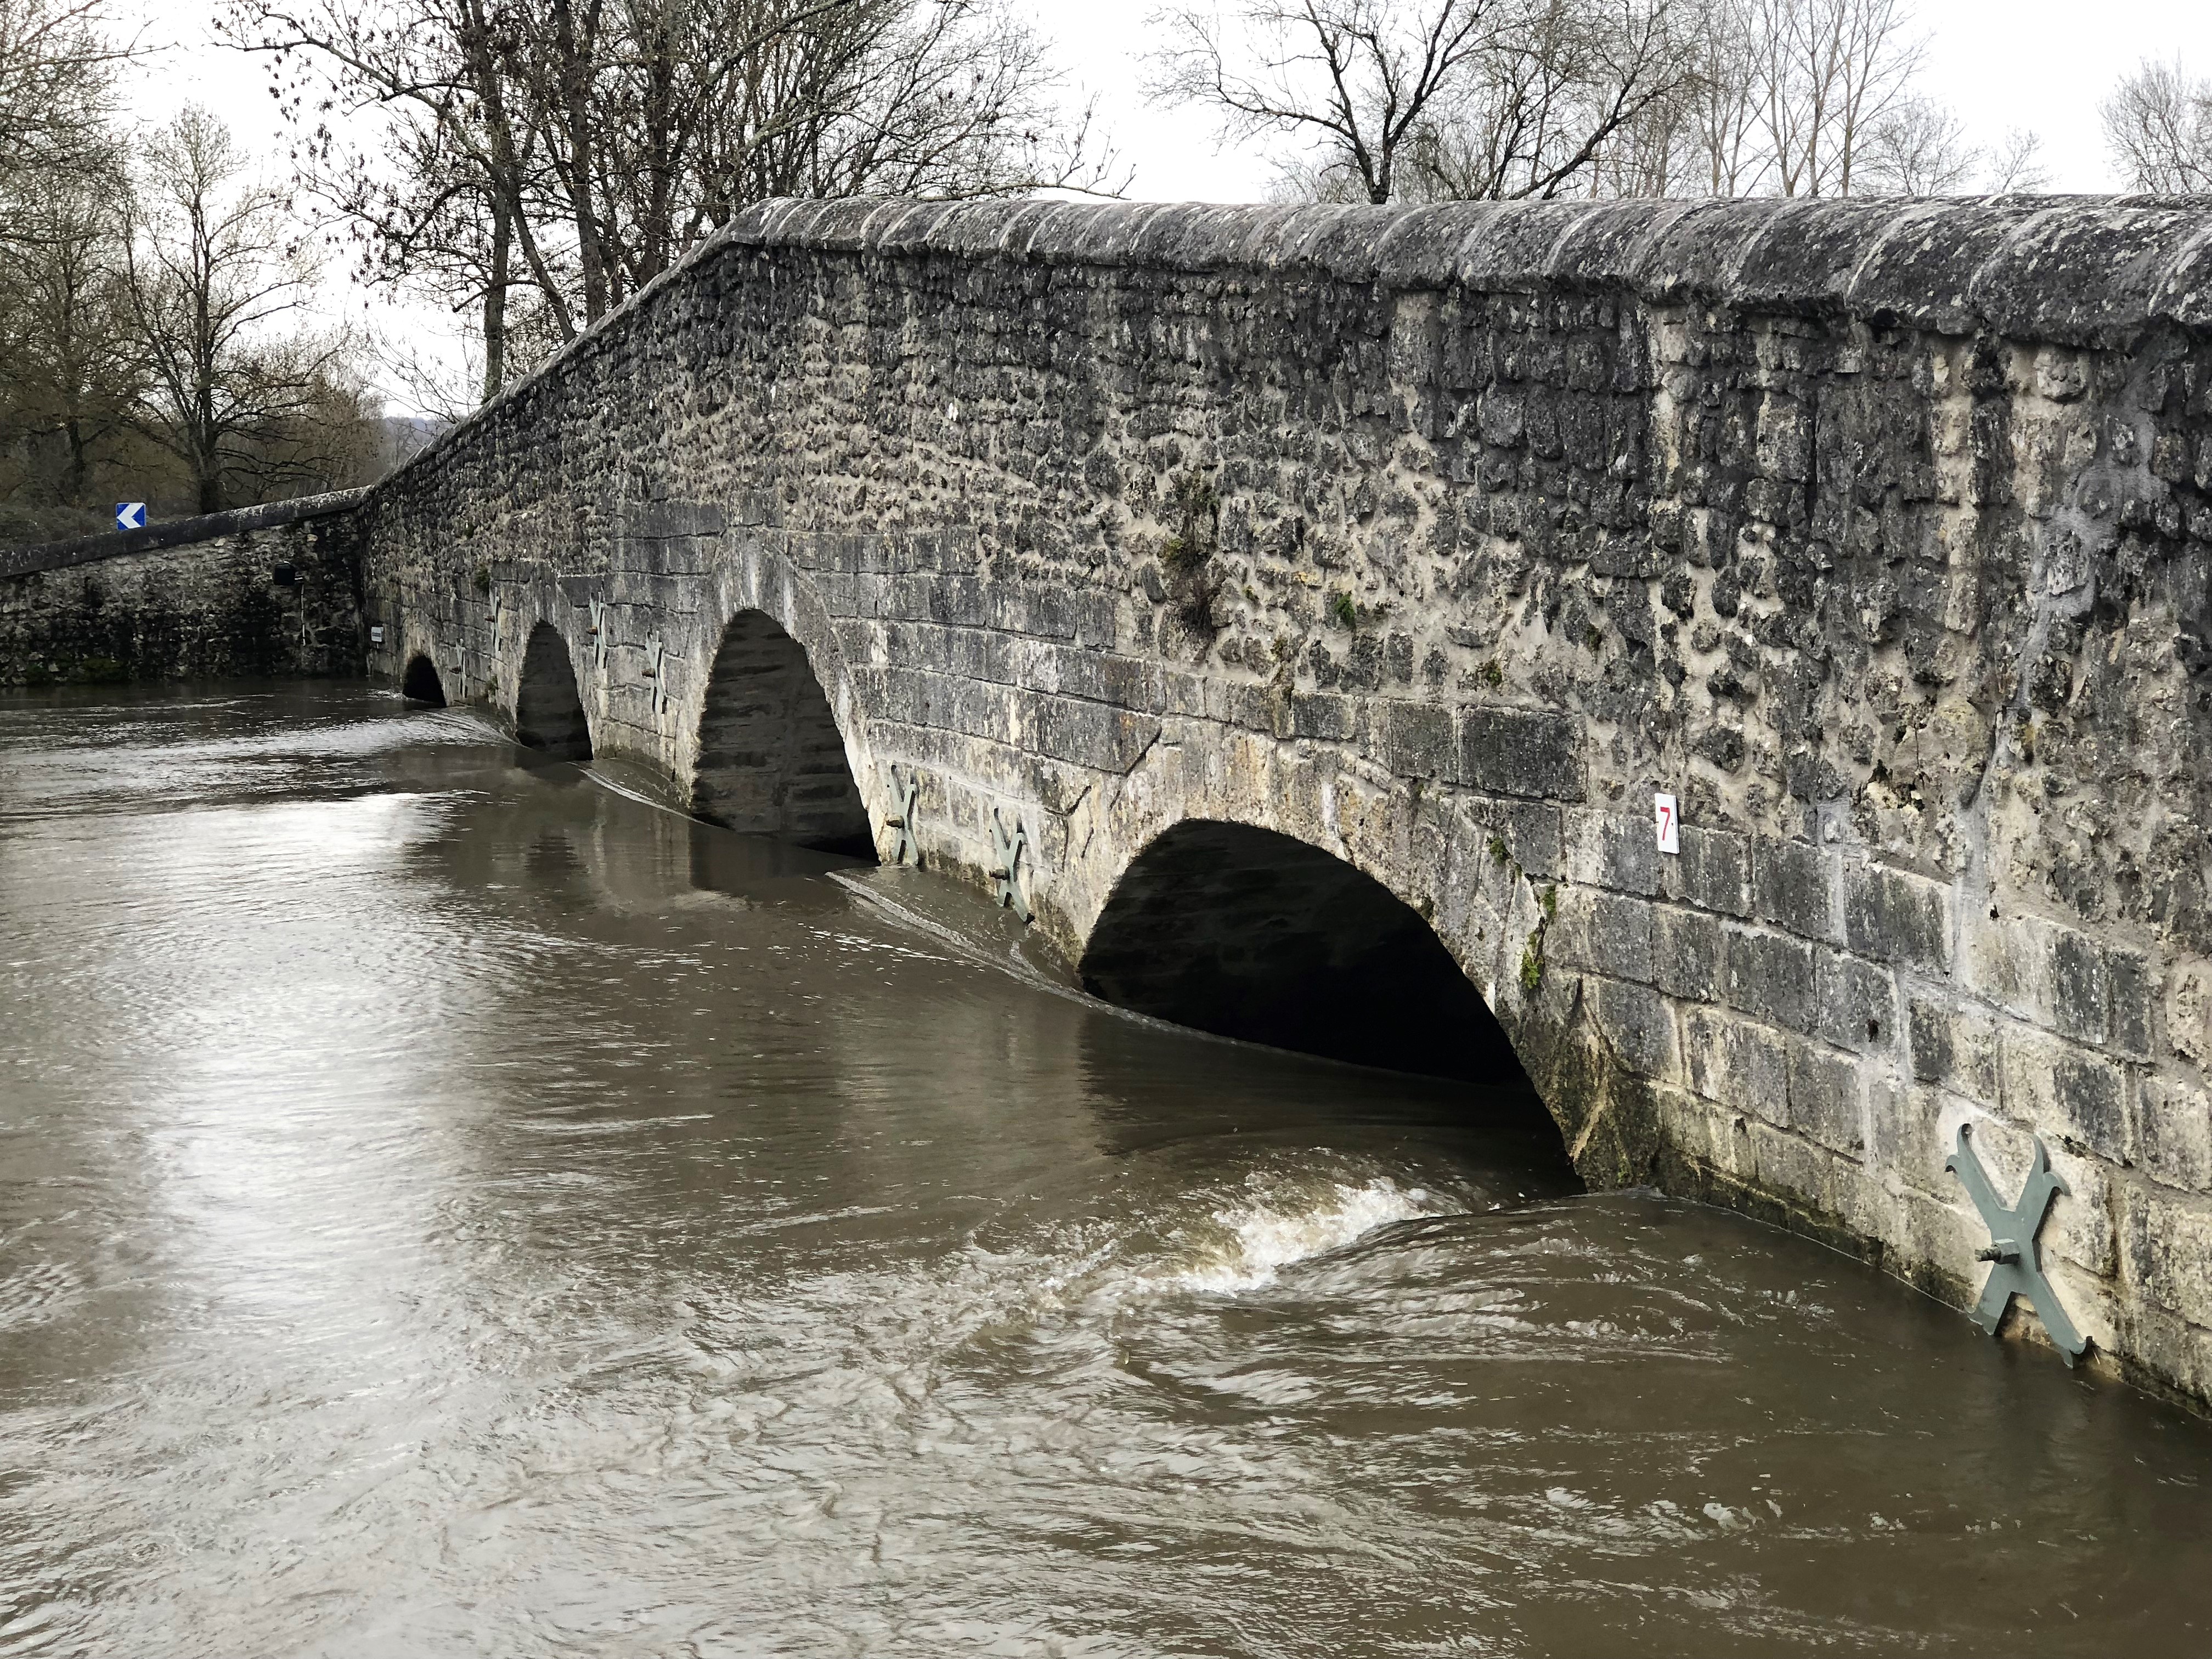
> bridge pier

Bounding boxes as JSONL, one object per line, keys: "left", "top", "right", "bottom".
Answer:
{"left": 514, "top": 622, "right": 592, "bottom": 760}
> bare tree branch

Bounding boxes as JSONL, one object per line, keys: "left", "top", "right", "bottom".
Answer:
{"left": 2102, "top": 57, "right": 2212, "bottom": 194}
{"left": 1855, "top": 93, "right": 1974, "bottom": 196}
{"left": 224, "top": 0, "right": 1119, "bottom": 402}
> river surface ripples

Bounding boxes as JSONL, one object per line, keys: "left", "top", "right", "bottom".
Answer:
{"left": 3, "top": 684, "right": 2211, "bottom": 1657}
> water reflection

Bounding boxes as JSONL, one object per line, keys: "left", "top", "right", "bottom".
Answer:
{"left": 1, "top": 682, "right": 2208, "bottom": 1658}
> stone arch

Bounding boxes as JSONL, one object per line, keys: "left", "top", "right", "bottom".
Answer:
{"left": 513, "top": 622, "right": 592, "bottom": 761}
{"left": 401, "top": 653, "right": 446, "bottom": 706}
{"left": 1077, "top": 818, "right": 1534, "bottom": 1091}
{"left": 690, "top": 607, "right": 871, "bottom": 854}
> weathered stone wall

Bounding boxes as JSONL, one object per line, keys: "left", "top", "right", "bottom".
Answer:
{"left": 359, "top": 195, "right": 2212, "bottom": 1404}
{"left": 0, "top": 492, "right": 368, "bottom": 685}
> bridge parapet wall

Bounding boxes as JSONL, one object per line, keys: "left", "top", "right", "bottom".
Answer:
{"left": 360, "top": 194, "right": 2212, "bottom": 1405}
{"left": 0, "top": 491, "right": 368, "bottom": 685}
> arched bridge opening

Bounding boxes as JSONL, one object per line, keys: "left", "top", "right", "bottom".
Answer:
{"left": 1078, "top": 820, "right": 1542, "bottom": 1104}
{"left": 401, "top": 654, "right": 446, "bottom": 706}
{"left": 514, "top": 623, "right": 592, "bottom": 761}
{"left": 691, "top": 609, "right": 871, "bottom": 855}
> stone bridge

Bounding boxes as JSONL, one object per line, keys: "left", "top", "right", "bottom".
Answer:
{"left": 19, "top": 193, "right": 2212, "bottom": 1407}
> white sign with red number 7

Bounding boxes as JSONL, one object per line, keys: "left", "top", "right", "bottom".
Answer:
{"left": 1655, "top": 793, "right": 1680, "bottom": 855}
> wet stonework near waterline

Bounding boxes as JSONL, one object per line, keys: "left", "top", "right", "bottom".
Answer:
{"left": 3, "top": 685, "right": 2211, "bottom": 1657}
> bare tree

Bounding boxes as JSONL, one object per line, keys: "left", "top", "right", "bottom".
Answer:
{"left": 1155, "top": 0, "right": 1990, "bottom": 207}
{"left": 1605, "top": 0, "right": 1945, "bottom": 202}
{"left": 0, "top": 0, "right": 130, "bottom": 216}
{"left": 1855, "top": 93, "right": 1972, "bottom": 196}
{"left": 372, "top": 326, "right": 488, "bottom": 427}
{"left": 1150, "top": 0, "right": 1508, "bottom": 206}
{"left": 0, "top": 12, "right": 373, "bottom": 537}
{"left": 225, "top": 0, "right": 1115, "bottom": 403}
{"left": 0, "top": 1, "right": 154, "bottom": 538}
{"left": 1748, "top": 0, "right": 1922, "bottom": 196}
{"left": 1982, "top": 128, "right": 2047, "bottom": 193}
{"left": 125, "top": 107, "right": 361, "bottom": 514}
{"left": 1150, "top": 0, "right": 1690, "bottom": 206}
{"left": 0, "top": 171, "right": 144, "bottom": 507}
{"left": 1411, "top": 0, "right": 1694, "bottom": 200}
{"left": 225, "top": 0, "right": 583, "bottom": 398}
{"left": 1680, "top": 0, "right": 1767, "bottom": 195}
{"left": 2102, "top": 57, "right": 2212, "bottom": 194}
{"left": 1854, "top": 105, "right": 2049, "bottom": 198}
{"left": 1579, "top": 82, "right": 1696, "bottom": 200}
{"left": 714, "top": 1, "right": 1111, "bottom": 205}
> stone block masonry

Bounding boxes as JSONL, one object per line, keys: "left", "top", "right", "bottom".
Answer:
{"left": 44, "top": 194, "right": 2212, "bottom": 1409}
{"left": 0, "top": 491, "right": 368, "bottom": 685}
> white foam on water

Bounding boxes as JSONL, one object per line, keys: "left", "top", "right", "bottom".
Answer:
{"left": 1158, "top": 1175, "right": 1456, "bottom": 1295}
{"left": 916, "top": 1166, "right": 1477, "bottom": 1350}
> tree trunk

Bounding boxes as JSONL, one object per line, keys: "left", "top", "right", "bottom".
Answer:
{"left": 482, "top": 200, "right": 511, "bottom": 404}
{"left": 62, "top": 418, "right": 89, "bottom": 507}
{"left": 551, "top": 0, "right": 608, "bottom": 325}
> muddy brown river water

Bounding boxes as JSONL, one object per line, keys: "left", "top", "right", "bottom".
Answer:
{"left": 3, "top": 683, "right": 2210, "bottom": 1657}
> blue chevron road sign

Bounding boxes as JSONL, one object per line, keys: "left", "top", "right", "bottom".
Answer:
{"left": 115, "top": 502, "right": 146, "bottom": 532}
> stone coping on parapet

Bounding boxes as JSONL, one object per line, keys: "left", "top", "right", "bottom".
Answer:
{"left": 727, "top": 195, "right": 2212, "bottom": 349}
{"left": 0, "top": 488, "right": 373, "bottom": 580}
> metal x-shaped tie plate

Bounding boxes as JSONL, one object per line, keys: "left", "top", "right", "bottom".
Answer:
{"left": 881, "top": 764, "right": 921, "bottom": 866}
{"left": 644, "top": 635, "right": 669, "bottom": 719}
{"left": 588, "top": 597, "right": 609, "bottom": 673}
{"left": 1946, "top": 1123, "right": 2086, "bottom": 1366}
{"left": 988, "top": 806, "right": 1030, "bottom": 923}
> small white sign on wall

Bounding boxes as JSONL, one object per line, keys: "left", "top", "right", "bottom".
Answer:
{"left": 1655, "top": 792, "right": 1680, "bottom": 855}
{"left": 369, "top": 625, "right": 385, "bottom": 645}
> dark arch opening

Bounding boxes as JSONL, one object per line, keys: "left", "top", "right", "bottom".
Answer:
{"left": 691, "top": 609, "right": 871, "bottom": 855}
{"left": 1079, "top": 820, "right": 1534, "bottom": 1090}
{"left": 514, "top": 622, "right": 592, "bottom": 761}
{"left": 401, "top": 654, "right": 446, "bottom": 706}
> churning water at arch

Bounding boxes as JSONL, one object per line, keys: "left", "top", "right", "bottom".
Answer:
{"left": 3, "top": 683, "right": 2211, "bottom": 1658}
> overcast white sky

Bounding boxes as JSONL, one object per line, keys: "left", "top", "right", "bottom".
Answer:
{"left": 110, "top": 0, "right": 2212, "bottom": 407}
